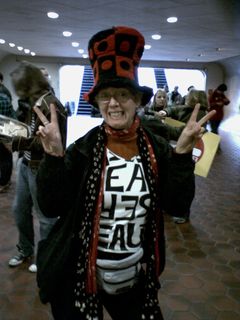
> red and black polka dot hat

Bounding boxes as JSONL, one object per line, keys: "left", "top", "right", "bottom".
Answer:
{"left": 84, "top": 26, "right": 153, "bottom": 107}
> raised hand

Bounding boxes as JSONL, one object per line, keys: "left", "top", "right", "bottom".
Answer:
{"left": 33, "top": 103, "right": 64, "bottom": 157}
{"left": 175, "top": 103, "right": 216, "bottom": 154}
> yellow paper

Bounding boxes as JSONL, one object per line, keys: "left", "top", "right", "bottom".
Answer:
{"left": 193, "top": 132, "right": 220, "bottom": 177}
{"left": 163, "top": 117, "right": 220, "bottom": 177}
{"left": 164, "top": 117, "right": 185, "bottom": 128}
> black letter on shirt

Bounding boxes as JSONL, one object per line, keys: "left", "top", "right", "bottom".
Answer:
{"left": 126, "top": 164, "right": 147, "bottom": 191}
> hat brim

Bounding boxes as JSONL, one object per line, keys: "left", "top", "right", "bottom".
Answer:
{"left": 84, "top": 77, "right": 153, "bottom": 108}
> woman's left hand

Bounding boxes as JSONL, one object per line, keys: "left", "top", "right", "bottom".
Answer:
{"left": 175, "top": 103, "right": 216, "bottom": 154}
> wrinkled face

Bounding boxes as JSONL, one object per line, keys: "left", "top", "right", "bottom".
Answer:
{"left": 95, "top": 87, "right": 141, "bottom": 130}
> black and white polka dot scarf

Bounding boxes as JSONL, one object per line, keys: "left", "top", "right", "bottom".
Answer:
{"left": 74, "top": 118, "right": 163, "bottom": 319}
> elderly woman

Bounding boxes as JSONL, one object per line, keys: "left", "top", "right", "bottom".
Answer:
{"left": 34, "top": 27, "right": 214, "bottom": 320}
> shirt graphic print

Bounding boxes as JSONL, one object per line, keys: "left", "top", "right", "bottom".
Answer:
{"left": 97, "top": 149, "right": 151, "bottom": 268}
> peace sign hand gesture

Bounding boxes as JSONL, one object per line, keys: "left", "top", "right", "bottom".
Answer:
{"left": 34, "top": 103, "right": 64, "bottom": 157}
{"left": 175, "top": 103, "right": 216, "bottom": 154}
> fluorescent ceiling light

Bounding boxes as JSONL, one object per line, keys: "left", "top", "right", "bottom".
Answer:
{"left": 78, "top": 48, "right": 84, "bottom": 54}
{"left": 144, "top": 44, "right": 151, "bottom": 50}
{"left": 72, "top": 42, "right": 79, "bottom": 47}
{"left": 17, "top": 46, "right": 23, "bottom": 51}
{"left": 82, "top": 54, "right": 88, "bottom": 58}
{"left": 63, "top": 31, "right": 72, "bottom": 37}
{"left": 47, "top": 12, "right": 59, "bottom": 19}
{"left": 24, "top": 48, "right": 30, "bottom": 54}
{"left": 31, "top": 52, "right": 36, "bottom": 56}
{"left": 152, "top": 34, "right": 161, "bottom": 40}
{"left": 9, "top": 43, "right": 15, "bottom": 47}
{"left": 167, "top": 17, "right": 178, "bottom": 23}
{"left": 0, "top": 39, "right": 5, "bottom": 44}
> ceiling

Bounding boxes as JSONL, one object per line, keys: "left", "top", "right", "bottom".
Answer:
{"left": 0, "top": 0, "right": 239, "bottom": 63}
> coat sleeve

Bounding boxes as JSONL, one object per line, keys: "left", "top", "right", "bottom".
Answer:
{"left": 36, "top": 144, "right": 82, "bottom": 218}
{"left": 163, "top": 151, "right": 195, "bottom": 216}
{"left": 145, "top": 129, "right": 195, "bottom": 216}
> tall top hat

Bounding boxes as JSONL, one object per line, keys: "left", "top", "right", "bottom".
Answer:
{"left": 84, "top": 26, "right": 153, "bottom": 107}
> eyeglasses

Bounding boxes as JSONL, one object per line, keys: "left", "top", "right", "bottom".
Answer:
{"left": 96, "top": 89, "right": 134, "bottom": 105}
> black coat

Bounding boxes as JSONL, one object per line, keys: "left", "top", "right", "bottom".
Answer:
{"left": 36, "top": 122, "right": 195, "bottom": 303}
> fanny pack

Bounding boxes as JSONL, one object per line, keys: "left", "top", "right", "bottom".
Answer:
{"left": 96, "top": 249, "right": 143, "bottom": 294}
{"left": 97, "top": 262, "right": 141, "bottom": 295}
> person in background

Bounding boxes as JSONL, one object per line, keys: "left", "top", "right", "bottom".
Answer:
{"left": 0, "top": 89, "right": 16, "bottom": 193}
{"left": 40, "top": 67, "right": 55, "bottom": 95}
{"left": 159, "top": 89, "right": 209, "bottom": 224}
{"left": 182, "top": 85, "right": 195, "bottom": 105}
{"left": 34, "top": 26, "right": 215, "bottom": 320}
{"left": 168, "top": 85, "right": 182, "bottom": 106}
{"left": 7, "top": 62, "right": 67, "bottom": 273}
{"left": 141, "top": 88, "right": 168, "bottom": 120}
{"left": 0, "top": 72, "right": 12, "bottom": 101}
{"left": 161, "top": 89, "right": 209, "bottom": 125}
{"left": 208, "top": 83, "right": 230, "bottom": 135}
{"left": 163, "top": 84, "right": 169, "bottom": 95}
{"left": 149, "top": 89, "right": 168, "bottom": 112}
{"left": 207, "top": 88, "right": 213, "bottom": 100}
{"left": 138, "top": 88, "right": 183, "bottom": 142}
{"left": 64, "top": 101, "right": 73, "bottom": 116}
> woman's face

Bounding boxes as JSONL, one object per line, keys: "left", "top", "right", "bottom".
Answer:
{"left": 155, "top": 91, "right": 167, "bottom": 107}
{"left": 96, "top": 87, "right": 141, "bottom": 130}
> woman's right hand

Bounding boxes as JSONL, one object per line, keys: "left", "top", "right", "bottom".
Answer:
{"left": 158, "top": 110, "right": 167, "bottom": 117}
{"left": 33, "top": 103, "right": 64, "bottom": 157}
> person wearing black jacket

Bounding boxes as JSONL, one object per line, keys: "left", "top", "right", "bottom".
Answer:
{"left": 0, "top": 72, "right": 15, "bottom": 192}
{"left": 7, "top": 62, "right": 67, "bottom": 273}
{"left": 34, "top": 26, "right": 215, "bottom": 320}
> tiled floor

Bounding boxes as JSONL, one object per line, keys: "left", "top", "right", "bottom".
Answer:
{"left": 0, "top": 126, "right": 240, "bottom": 320}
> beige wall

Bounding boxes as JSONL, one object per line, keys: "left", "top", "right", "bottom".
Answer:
{"left": 0, "top": 55, "right": 62, "bottom": 110}
{"left": 219, "top": 56, "right": 240, "bottom": 119}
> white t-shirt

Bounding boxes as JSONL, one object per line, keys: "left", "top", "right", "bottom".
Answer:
{"left": 97, "top": 149, "right": 151, "bottom": 268}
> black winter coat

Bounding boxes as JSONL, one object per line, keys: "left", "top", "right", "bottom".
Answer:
{"left": 36, "top": 122, "right": 195, "bottom": 303}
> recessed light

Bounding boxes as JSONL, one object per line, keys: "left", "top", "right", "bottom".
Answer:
{"left": 24, "top": 48, "right": 30, "bottom": 54}
{"left": 167, "top": 17, "right": 178, "bottom": 23}
{"left": 9, "top": 43, "right": 15, "bottom": 47}
{"left": 47, "top": 12, "right": 59, "bottom": 19}
{"left": 63, "top": 31, "right": 72, "bottom": 37}
{"left": 31, "top": 52, "right": 36, "bottom": 56}
{"left": 82, "top": 54, "right": 88, "bottom": 58}
{"left": 78, "top": 48, "right": 84, "bottom": 54}
{"left": 17, "top": 46, "right": 23, "bottom": 51}
{"left": 0, "top": 39, "right": 5, "bottom": 44}
{"left": 72, "top": 42, "right": 79, "bottom": 47}
{"left": 144, "top": 44, "right": 151, "bottom": 50}
{"left": 152, "top": 34, "right": 161, "bottom": 40}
